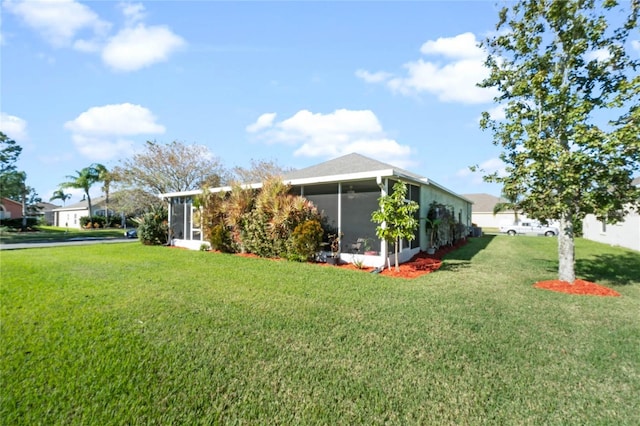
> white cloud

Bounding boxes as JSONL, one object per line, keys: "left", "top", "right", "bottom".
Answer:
{"left": 247, "top": 109, "right": 413, "bottom": 166}
{"left": 3, "top": 0, "right": 110, "bottom": 47}
{"left": 457, "top": 157, "right": 506, "bottom": 184}
{"left": 357, "top": 32, "right": 496, "bottom": 104}
{"left": 102, "top": 24, "right": 185, "bottom": 72}
{"left": 0, "top": 112, "right": 28, "bottom": 141}
{"left": 119, "top": 2, "right": 146, "bottom": 26}
{"left": 64, "top": 103, "right": 165, "bottom": 160}
{"left": 585, "top": 48, "right": 611, "bottom": 62}
{"left": 632, "top": 40, "right": 640, "bottom": 53}
{"left": 354, "top": 69, "right": 392, "bottom": 83}
{"left": 246, "top": 112, "right": 276, "bottom": 133}
{"left": 480, "top": 105, "right": 506, "bottom": 122}
{"left": 4, "top": 0, "right": 185, "bottom": 72}
{"left": 420, "top": 32, "right": 484, "bottom": 60}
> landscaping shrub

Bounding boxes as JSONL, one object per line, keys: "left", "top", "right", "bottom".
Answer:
{"left": 0, "top": 218, "right": 38, "bottom": 230}
{"left": 79, "top": 215, "right": 106, "bottom": 229}
{"left": 209, "top": 223, "right": 234, "bottom": 253}
{"left": 287, "top": 219, "right": 323, "bottom": 262}
{"left": 134, "top": 206, "right": 168, "bottom": 245}
{"left": 241, "top": 210, "right": 280, "bottom": 257}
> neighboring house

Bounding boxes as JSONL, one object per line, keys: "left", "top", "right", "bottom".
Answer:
{"left": 462, "top": 193, "right": 517, "bottom": 229}
{"left": 582, "top": 177, "right": 640, "bottom": 252}
{"left": 52, "top": 196, "right": 114, "bottom": 229}
{"left": 161, "top": 153, "right": 473, "bottom": 267}
{"left": 35, "top": 202, "right": 60, "bottom": 225}
{"left": 0, "top": 197, "right": 23, "bottom": 221}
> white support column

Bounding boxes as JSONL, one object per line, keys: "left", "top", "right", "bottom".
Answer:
{"left": 378, "top": 177, "right": 388, "bottom": 262}
{"left": 183, "top": 200, "right": 188, "bottom": 241}
{"left": 337, "top": 182, "right": 342, "bottom": 246}
{"left": 166, "top": 198, "right": 172, "bottom": 244}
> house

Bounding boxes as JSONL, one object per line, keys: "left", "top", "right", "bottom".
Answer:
{"left": 462, "top": 193, "right": 517, "bottom": 230}
{"left": 35, "top": 202, "right": 60, "bottom": 225}
{"left": 161, "top": 153, "right": 473, "bottom": 267}
{"left": 52, "top": 196, "right": 116, "bottom": 229}
{"left": 0, "top": 197, "right": 23, "bottom": 221}
{"left": 582, "top": 177, "right": 640, "bottom": 252}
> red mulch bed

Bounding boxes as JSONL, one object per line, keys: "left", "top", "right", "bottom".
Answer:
{"left": 332, "top": 239, "right": 469, "bottom": 279}
{"left": 534, "top": 279, "right": 620, "bottom": 297}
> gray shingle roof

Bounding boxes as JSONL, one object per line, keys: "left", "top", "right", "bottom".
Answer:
{"left": 52, "top": 195, "right": 107, "bottom": 211}
{"left": 462, "top": 193, "right": 511, "bottom": 213}
{"left": 283, "top": 153, "right": 424, "bottom": 181}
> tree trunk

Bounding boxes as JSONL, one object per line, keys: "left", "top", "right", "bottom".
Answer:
{"left": 558, "top": 214, "right": 576, "bottom": 283}
{"left": 21, "top": 190, "right": 27, "bottom": 229}
{"left": 394, "top": 237, "right": 400, "bottom": 271}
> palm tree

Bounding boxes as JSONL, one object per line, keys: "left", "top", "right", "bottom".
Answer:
{"left": 94, "top": 164, "right": 111, "bottom": 225}
{"left": 493, "top": 190, "right": 522, "bottom": 225}
{"left": 59, "top": 165, "right": 102, "bottom": 220}
{"left": 50, "top": 189, "right": 71, "bottom": 206}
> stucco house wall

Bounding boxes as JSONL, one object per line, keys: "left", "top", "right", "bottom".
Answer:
{"left": 52, "top": 196, "right": 112, "bottom": 229}
{"left": 582, "top": 212, "right": 640, "bottom": 251}
{"left": 582, "top": 178, "right": 640, "bottom": 252}
{"left": 0, "top": 197, "right": 23, "bottom": 220}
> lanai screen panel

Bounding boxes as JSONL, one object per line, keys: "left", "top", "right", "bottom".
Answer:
{"left": 170, "top": 197, "right": 192, "bottom": 240}
{"left": 340, "top": 181, "right": 380, "bottom": 253}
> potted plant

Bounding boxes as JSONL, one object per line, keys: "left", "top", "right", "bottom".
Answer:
{"left": 363, "top": 237, "right": 378, "bottom": 256}
{"left": 326, "top": 232, "right": 342, "bottom": 265}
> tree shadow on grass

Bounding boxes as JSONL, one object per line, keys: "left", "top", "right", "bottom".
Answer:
{"left": 436, "top": 235, "right": 496, "bottom": 272}
{"left": 443, "top": 235, "right": 496, "bottom": 261}
{"left": 576, "top": 252, "right": 640, "bottom": 286}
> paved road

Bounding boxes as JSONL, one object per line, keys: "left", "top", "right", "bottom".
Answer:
{"left": 0, "top": 238, "right": 139, "bottom": 250}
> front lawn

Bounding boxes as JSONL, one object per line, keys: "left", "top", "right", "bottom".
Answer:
{"left": 1, "top": 236, "right": 639, "bottom": 424}
{"left": 0, "top": 225, "right": 127, "bottom": 244}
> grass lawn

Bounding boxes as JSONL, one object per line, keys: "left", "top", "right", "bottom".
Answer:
{"left": 1, "top": 236, "right": 639, "bottom": 424}
{"left": 0, "top": 225, "right": 127, "bottom": 244}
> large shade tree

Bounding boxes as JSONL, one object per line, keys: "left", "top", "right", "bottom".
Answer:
{"left": 1, "top": 132, "right": 41, "bottom": 227}
{"left": 479, "top": 0, "right": 640, "bottom": 282}
{"left": 114, "top": 140, "right": 228, "bottom": 196}
{"left": 0, "top": 132, "right": 24, "bottom": 200}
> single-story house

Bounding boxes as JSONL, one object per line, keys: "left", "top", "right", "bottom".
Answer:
{"left": 0, "top": 197, "right": 23, "bottom": 221}
{"left": 582, "top": 177, "right": 640, "bottom": 252}
{"left": 52, "top": 196, "right": 116, "bottom": 228}
{"left": 161, "top": 153, "right": 473, "bottom": 268}
{"left": 462, "top": 193, "right": 518, "bottom": 229}
{"left": 35, "top": 202, "right": 59, "bottom": 225}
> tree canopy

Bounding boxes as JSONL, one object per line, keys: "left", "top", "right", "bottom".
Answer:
{"left": 0, "top": 132, "right": 24, "bottom": 200}
{"left": 479, "top": 0, "right": 640, "bottom": 282}
{"left": 59, "top": 164, "right": 104, "bottom": 218}
{"left": 114, "top": 140, "right": 228, "bottom": 196}
{"left": 232, "top": 159, "right": 293, "bottom": 184}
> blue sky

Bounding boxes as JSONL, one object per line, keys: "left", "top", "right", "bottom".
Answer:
{"left": 2, "top": 1, "right": 637, "bottom": 205}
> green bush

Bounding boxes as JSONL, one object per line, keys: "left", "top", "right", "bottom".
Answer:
{"left": 287, "top": 219, "right": 323, "bottom": 262}
{"left": 79, "top": 215, "right": 106, "bottom": 229}
{"left": 0, "top": 218, "right": 38, "bottom": 230}
{"left": 209, "top": 224, "right": 234, "bottom": 253}
{"left": 241, "top": 210, "right": 281, "bottom": 257}
{"left": 134, "top": 207, "right": 168, "bottom": 245}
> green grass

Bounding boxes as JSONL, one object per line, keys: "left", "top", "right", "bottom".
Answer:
{"left": 1, "top": 236, "right": 639, "bottom": 425}
{"left": 0, "top": 225, "right": 126, "bottom": 244}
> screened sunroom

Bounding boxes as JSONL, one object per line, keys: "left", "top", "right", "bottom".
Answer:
{"left": 160, "top": 153, "right": 472, "bottom": 268}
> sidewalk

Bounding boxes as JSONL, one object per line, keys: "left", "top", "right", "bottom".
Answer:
{"left": 0, "top": 238, "right": 138, "bottom": 250}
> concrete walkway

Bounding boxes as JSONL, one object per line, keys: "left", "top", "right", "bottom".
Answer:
{"left": 0, "top": 238, "right": 139, "bottom": 250}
